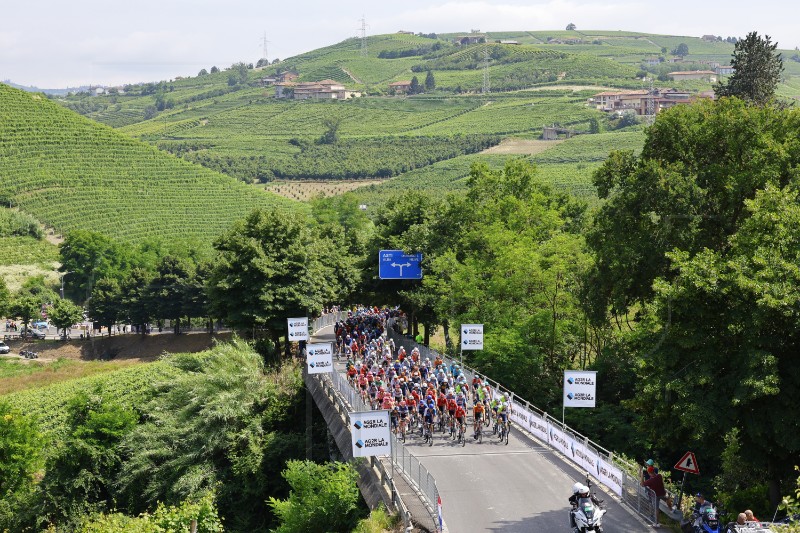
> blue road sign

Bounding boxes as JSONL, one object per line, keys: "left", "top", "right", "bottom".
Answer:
{"left": 379, "top": 250, "right": 423, "bottom": 280}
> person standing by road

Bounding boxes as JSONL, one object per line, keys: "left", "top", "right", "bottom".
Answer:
{"left": 641, "top": 467, "right": 666, "bottom": 527}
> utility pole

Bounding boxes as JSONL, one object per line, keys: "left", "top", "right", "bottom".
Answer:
{"left": 260, "top": 32, "right": 270, "bottom": 63}
{"left": 358, "top": 16, "right": 369, "bottom": 57}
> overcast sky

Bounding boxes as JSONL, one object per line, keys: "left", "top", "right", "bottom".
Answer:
{"left": 2, "top": 0, "right": 798, "bottom": 88}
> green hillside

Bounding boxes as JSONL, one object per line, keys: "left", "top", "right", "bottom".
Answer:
{"left": 49, "top": 30, "right": 800, "bottom": 199}
{"left": 0, "top": 83, "right": 297, "bottom": 245}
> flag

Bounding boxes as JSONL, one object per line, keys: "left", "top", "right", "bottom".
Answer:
{"left": 437, "top": 494, "right": 443, "bottom": 532}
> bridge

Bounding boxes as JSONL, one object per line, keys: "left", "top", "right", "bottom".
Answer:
{"left": 306, "top": 313, "right": 661, "bottom": 532}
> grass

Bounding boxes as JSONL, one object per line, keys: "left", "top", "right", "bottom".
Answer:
{"left": 0, "top": 357, "right": 143, "bottom": 396}
{"left": 0, "top": 236, "right": 59, "bottom": 267}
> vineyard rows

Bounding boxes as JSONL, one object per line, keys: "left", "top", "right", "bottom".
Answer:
{"left": 0, "top": 84, "right": 297, "bottom": 245}
{"left": 1, "top": 362, "right": 180, "bottom": 435}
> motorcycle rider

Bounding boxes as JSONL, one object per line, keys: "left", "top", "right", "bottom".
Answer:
{"left": 569, "top": 482, "right": 603, "bottom": 529}
{"left": 691, "top": 493, "right": 714, "bottom": 531}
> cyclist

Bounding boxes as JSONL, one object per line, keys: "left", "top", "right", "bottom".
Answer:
{"left": 423, "top": 400, "right": 437, "bottom": 441}
{"left": 473, "top": 400, "right": 486, "bottom": 438}
{"left": 454, "top": 402, "right": 466, "bottom": 440}
{"left": 397, "top": 399, "right": 409, "bottom": 437}
{"left": 446, "top": 393, "right": 457, "bottom": 434}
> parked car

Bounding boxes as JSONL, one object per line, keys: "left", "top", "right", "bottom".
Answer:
{"left": 21, "top": 328, "right": 46, "bottom": 339}
{"left": 0, "top": 341, "right": 10, "bottom": 354}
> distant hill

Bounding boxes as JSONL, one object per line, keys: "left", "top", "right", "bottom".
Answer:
{"left": 49, "top": 30, "right": 800, "bottom": 201}
{"left": 2, "top": 79, "right": 90, "bottom": 96}
{"left": 0, "top": 83, "right": 297, "bottom": 245}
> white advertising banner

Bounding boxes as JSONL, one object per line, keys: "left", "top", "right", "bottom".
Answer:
{"left": 596, "top": 457, "right": 623, "bottom": 497}
{"left": 563, "top": 370, "right": 597, "bottom": 408}
{"left": 460, "top": 324, "right": 484, "bottom": 351}
{"left": 528, "top": 411, "right": 549, "bottom": 444}
{"left": 287, "top": 317, "right": 309, "bottom": 342}
{"left": 568, "top": 439, "right": 600, "bottom": 481}
{"left": 351, "top": 410, "right": 392, "bottom": 457}
{"left": 509, "top": 401, "right": 528, "bottom": 428}
{"left": 306, "top": 342, "right": 333, "bottom": 374}
{"left": 547, "top": 422, "right": 572, "bottom": 458}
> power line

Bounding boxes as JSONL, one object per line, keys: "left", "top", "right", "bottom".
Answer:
{"left": 357, "top": 16, "right": 369, "bottom": 57}
{"left": 260, "top": 32, "right": 270, "bottom": 62}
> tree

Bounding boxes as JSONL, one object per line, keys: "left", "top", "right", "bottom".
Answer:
{"left": 317, "top": 118, "right": 341, "bottom": 145}
{"left": 210, "top": 66, "right": 219, "bottom": 74}
{"left": 207, "top": 209, "right": 339, "bottom": 349}
{"left": 87, "top": 278, "right": 121, "bottom": 334}
{"left": 268, "top": 461, "right": 362, "bottom": 533}
{"left": 48, "top": 298, "right": 83, "bottom": 338}
{"left": 148, "top": 256, "right": 192, "bottom": 334}
{"left": 198, "top": 68, "right": 208, "bottom": 76}
{"left": 425, "top": 70, "right": 436, "bottom": 91}
{"left": 566, "top": 23, "right": 577, "bottom": 30}
{"left": 9, "top": 296, "right": 41, "bottom": 332}
{"left": 143, "top": 105, "right": 157, "bottom": 120}
{"left": 60, "top": 231, "right": 129, "bottom": 302}
{"left": 715, "top": 31, "right": 784, "bottom": 106}
{"left": 586, "top": 98, "right": 800, "bottom": 322}
{"left": 0, "top": 276, "right": 10, "bottom": 316}
{"left": 410, "top": 76, "right": 421, "bottom": 94}
{"left": 37, "top": 393, "right": 137, "bottom": 528}
{"left": 672, "top": 43, "right": 689, "bottom": 57}
{"left": 0, "top": 402, "right": 41, "bottom": 532}
{"left": 120, "top": 268, "right": 154, "bottom": 334}
{"left": 661, "top": 47, "right": 668, "bottom": 55}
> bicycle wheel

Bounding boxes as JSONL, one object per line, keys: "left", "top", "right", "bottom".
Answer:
{"left": 505, "top": 423, "right": 510, "bottom": 445}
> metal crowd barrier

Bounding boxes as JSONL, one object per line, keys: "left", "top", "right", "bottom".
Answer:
{"left": 386, "top": 324, "right": 661, "bottom": 526}
{"left": 310, "top": 312, "right": 439, "bottom": 531}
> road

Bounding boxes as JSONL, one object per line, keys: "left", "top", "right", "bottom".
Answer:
{"left": 315, "top": 326, "right": 651, "bottom": 533}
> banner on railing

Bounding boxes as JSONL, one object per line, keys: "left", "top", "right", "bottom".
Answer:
{"left": 287, "top": 317, "right": 309, "bottom": 341}
{"left": 307, "top": 342, "right": 333, "bottom": 374}
{"left": 351, "top": 410, "right": 392, "bottom": 457}
{"left": 596, "top": 457, "right": 623, "bottom": 496}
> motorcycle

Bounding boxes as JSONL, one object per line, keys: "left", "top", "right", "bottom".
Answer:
{"left": 680, "top": 507, "right": 721, "bottom": 533}
{"left": 570, "top": 477, "right": 606, "bottom": 533}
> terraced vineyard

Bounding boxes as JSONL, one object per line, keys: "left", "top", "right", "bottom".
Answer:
{"left": 1, "top": 360, "right": 179, "bottom": 435}
{"left": 0, "top": 84, "right": 298, "bottom": 245}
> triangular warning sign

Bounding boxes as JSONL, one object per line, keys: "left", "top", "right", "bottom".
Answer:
{"left": 674, "top": 451, "right": 700, "bottom": 474}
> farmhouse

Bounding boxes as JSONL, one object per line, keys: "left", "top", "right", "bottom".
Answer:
{"left": 716, "top": 65, "right": 734, "bottom": 76}
{"left": 389, "top": 80, "right": 413, "bottom": 94}
{"left": 454, "top": 34, "right": 486, "bottom": 45}
{"left": 589, "top": 88, "right": 713, "bottom": 116}
{"left": 644, "top": 57, "right": 661, "bottom": 66}
{"left": 668, "top": 70, "right": 717, "bottom": 82}
{"left": 293, "top": 79, "right": 347, "bottom": 100}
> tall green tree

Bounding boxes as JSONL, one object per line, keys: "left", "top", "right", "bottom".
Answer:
{"left": 0, "top": 403, "right": 42, "bottom": 532}
{"left": 87, "top": 278, "right": 122, "bottom": 334}
{"left": 715, "top": 31, "right": 784, "bottom": 106}
{"left": 148, "top": 255, "right": 191, "bottom": 334}
{"left": 208, "top": 209, "right": 339, "bottom": 350}
{"left": 0, "top": 276, "right": 10, "bottom": 316}
{"left": 425, "top": 70, "right": 436, "bottom": 91}
{"left": 120, "top": 268, "right": 154, "bottom": 334}
{"left": 48, "top": 298, "right": 84, "bottom": 338}
{"left": 60, "top": 231, "right": 129, "bottom": 302}
{"left": 9, "top": 296, "right": 41, "bottom": 332}
{"left": 672, "top": 43, "right": 689, "bottom": 56}
{"left": 586, "top": 98, "right": 800, "bottom": 323}
{"left": 410, "top": 76, "right": 421, "bottom": 94}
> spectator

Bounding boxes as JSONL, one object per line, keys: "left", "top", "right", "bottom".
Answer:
{"left": 642, "top": 467, "right": 667, "bottom": 526}
{"left": 744, "top": 510, "right": 758, "bottom": 523}
{"left": 642, "top": 458, "right": 655, "bottom": 481}
{"left": 727, "top": 512, "right": 747, "bottom": 531}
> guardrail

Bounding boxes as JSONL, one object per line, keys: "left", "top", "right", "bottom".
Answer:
{"left": 310, "top": 313, "right": 439, "bottom": 532}
{"left": 386, "top": 325, "right": 661, "bottom": 526}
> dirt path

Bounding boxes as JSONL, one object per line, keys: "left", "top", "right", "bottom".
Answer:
{"left": 481, "top": 138, "right": 563, "bottom": 155}
{"left": 5, "top": 331, "right": 233, "bottom": 363}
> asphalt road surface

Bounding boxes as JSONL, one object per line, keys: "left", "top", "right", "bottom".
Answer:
{"left": 318, "top": 326, "right": 651, "bottom": 533}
